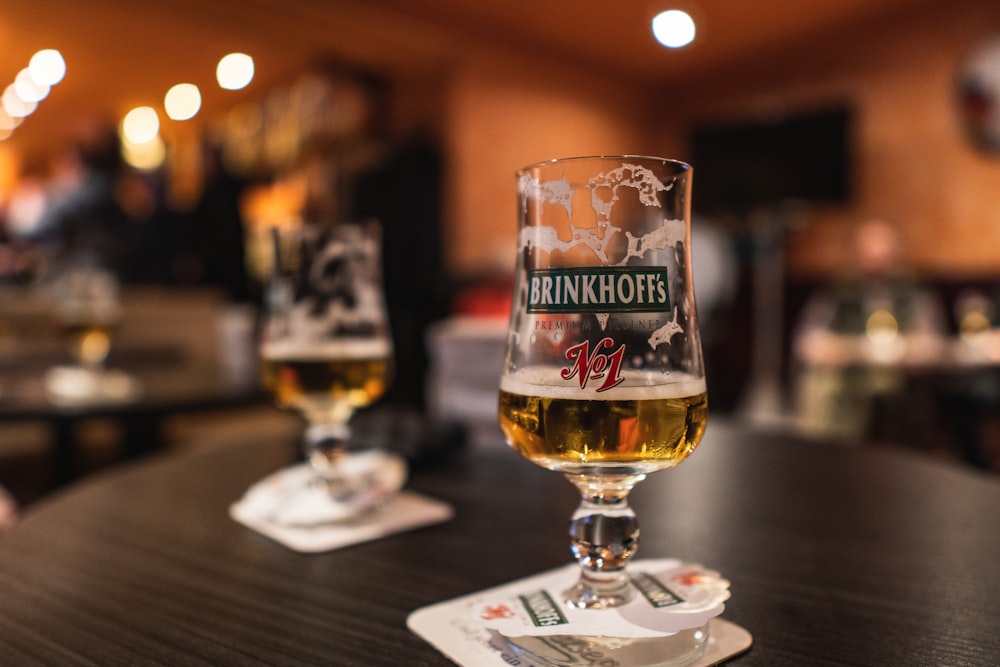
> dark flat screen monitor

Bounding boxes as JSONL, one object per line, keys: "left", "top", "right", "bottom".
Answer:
{"left": 689, "top": 106, "right": 852, "bottom": 215}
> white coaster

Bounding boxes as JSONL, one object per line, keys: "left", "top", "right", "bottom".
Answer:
{"left": 408, "top": 559, "right": 752, "bottom": 666}
{"left": 230, "top": 452, "right": 453, "bottom": 552}
{"left": 477, "top": 559, "right": 729, "bottom": 638}
{"left": 233, "top": 452, "right": 408, "bottom": 525}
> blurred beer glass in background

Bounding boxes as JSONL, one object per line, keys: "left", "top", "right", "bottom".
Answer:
{"left": 260, "top": 221, "right": 394, "bottom": 493}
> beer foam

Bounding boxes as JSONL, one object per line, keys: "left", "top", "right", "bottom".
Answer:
{"left": 261, "top": 338, "right": 391, "bottom": 360}
{"left": 500, "top": 367, "right": 706, "bottom": 400}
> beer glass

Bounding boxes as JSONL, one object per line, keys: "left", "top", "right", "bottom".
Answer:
{"left": 43, "top": 262, "right": 138, "bottom": 403}
{"left": 51, "top": 264, "right": 120, "bottom": 373}
{"left": 260, "top": 221, "right": 393, "bottom": 491}
{"left": 499, "top": 156, "right": 708, "bottom": 663}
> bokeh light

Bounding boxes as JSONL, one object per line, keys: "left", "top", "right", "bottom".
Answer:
{"left": 15, "top": 69, "right": 50, "bottom": 103}
{"left": 122, "top": 134, "right": 167, "bottom": 171}
{"left": 652, "top": 10, "right": 696, "bottom": 48}
{"left": 0, "top": 108, "right": 20, "bottom": 131}
{"left": 121, "top": 106, "right": 160, "bottom": 144}
{"left": 2, "top": 85, "right": 37, "bottom": 118}
{"left": 216, "top": 53, "right": 255, "bottom": 90}
{"left": 0, "top": 49, "right": 65, "bottom": 140}
{"left": 28, "top": 49, "right": 66, "bottom": 86}
{"left": 164, "top": 83, "right": 202, "bottom": 120}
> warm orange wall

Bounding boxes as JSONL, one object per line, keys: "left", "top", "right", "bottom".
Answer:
{"left": 670, "top": 0, "right": 1000, "bottom": 279}
{"left": 437, "top": 0, "right": 1000, "bottom": 280}
{"left": 441, "top": 49, "right": 676, "bottom": 276}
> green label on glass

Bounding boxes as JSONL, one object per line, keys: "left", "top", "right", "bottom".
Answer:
{"left": 518, "top": 590, "right": 569, "bottom": 627}
{"left": 527, "top": 267, "right": 671, "bottom": 314}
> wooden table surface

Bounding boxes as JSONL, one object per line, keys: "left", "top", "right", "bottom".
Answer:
{"left": 0, "top": 418, "right": 998, "bottom": 666}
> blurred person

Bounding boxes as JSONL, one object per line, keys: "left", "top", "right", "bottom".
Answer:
{"left": 0, "top": 233, "right": 47, "bottom": 284}
{"left": 3, "top": 171, "right": 56, "bottom": 282}
{"left": 172, "top": 142, "right": 252, "bottom": 303}
{"left": 791, "top": 218, "right": 947, "bottom": 441}
{"left": 30, "top": 124, "right": 139, "bottom": 281}
{"left": 940, "top": 287, "right": 1000, "bottom": 469}
{"left": 352, "top": 130, "right": 449, "bottom": 410}
{"left": 122, "top": 166, "right": 190, "bottom": 288}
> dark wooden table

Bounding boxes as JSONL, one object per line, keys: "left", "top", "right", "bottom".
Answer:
{"left": 0, "top": 418, "right": 998, "bottom": 666}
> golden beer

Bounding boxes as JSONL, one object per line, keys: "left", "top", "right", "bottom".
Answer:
{"left": 57, "top": 320, "right": 117, "bottom": 367}
{"left": 499, "top": 370, "right": 707, "bottom": 473}
{"left": 261, "top": 340, "right": 392, "bottom": 423}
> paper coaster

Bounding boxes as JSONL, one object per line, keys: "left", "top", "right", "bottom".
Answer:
{"left": 476, "top": 559, "right": 730, "bottom": 638}
{"left": 230, "top": 453, "right": 453, "bottom": 552}
{"left": 232, "top": 454, "right": 409, "bottom": 526}
{"left": 408, "top": 560, "right": 752, "bottom": 666}
{"left": 231, "top": 489, "right": 453, "bottom": 553}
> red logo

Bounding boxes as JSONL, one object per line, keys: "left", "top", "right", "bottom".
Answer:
{"left": 670, "top": 571, "right": 705, "bottom": 586}
{"left": 561, "top": 337, "right": 625, "bottom": 392}
{"left": 480, "top": 604, "right": 516, "bottom": 620}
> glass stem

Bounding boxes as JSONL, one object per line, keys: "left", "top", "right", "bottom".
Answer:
{"left": 304, "top": 422, "right": 351, "bottom": 483}
{"left": 564, "top": 474, "right": 643, "bottom": 609}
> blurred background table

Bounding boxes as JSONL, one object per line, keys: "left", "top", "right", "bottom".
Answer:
{"left": 0, "top": 351, "right": 265, "bottom": 486}
{"left": 0, "top": 418, "right": 997, "bottom": 666}
{"left": 0, "top": 285, "right": 268, "bottom": 500}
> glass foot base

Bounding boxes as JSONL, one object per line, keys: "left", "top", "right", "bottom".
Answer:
{"left": 503, "top": 625, "right": 709, "bottom": 667}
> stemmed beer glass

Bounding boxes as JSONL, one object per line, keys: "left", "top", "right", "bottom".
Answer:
{"left": 498, "top": 156, "right": 709, "bottom": 663}
{"left": 44, "top": 261, "right": 138, "bottom": 402}
{"left": 260, "top": 221, "right": 394, "bottom": 497}
{"left": 52, "top": 264, "right": 120, "bottom": 373}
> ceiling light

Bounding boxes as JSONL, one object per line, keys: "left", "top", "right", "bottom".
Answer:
{"left": 652, "top": 10, "right": 696, "bottom": 49}
{"left": 164, "top": 83, "right": 202, "bottom": 120}
{"left": 216, "top": 53, "right": 254, "bottom": 90}
{"left": 122, "top": 134, "right": 166, "bottom": 171}
{"left": 15, "top": 69, "right": 50, "bottom": 103}
{"left": 121, "top": 106, "right": 160, "bottom": 144}
{"left": 0, "top": 107, "right": 21, "bottom": 131}
{"left": 2, "top": 85, "right": 37, "bottom": 118}
{"left": 28, "top": 49, "right": 66, "bottom": 86}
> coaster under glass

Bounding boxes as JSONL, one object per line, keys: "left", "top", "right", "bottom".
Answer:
{"left": 503, "top": 625, "right": 709, "bottom": 667}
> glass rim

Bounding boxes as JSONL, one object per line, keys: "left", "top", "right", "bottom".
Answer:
{"left": 516, "top": 154, "right": 691, "bottom": 175}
